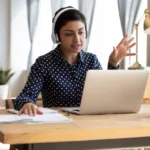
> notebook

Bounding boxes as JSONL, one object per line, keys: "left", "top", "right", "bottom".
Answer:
{"left": 62, "top": 70, "right": 149, "bottom": 115}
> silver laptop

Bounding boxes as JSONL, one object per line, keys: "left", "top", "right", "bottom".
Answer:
{"left": 62, "top": 70, "right": 149, "bottom": 115}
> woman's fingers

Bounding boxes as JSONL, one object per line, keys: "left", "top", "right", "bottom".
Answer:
{"left": 126, "top": 53, "right": 136, "bottom": 56}
{"left": 109, "top": 35, "right": 136, "bottom": 66}
{"left": 117, "top": 35, "right": 135, "bottom": 50}
{"left": 32, "top": 105, "right": 37, "bottom": 116}
{"left": 28, "top": 106, "right": 34, "bottom": 116}
{"left": 37, "top": 108, "right": 43, "bottom": 115}
{"left": 124, "top": 37, "right": 134, "bottom": 46}
{"left": 24, "top": 108, "right": 28, "bottom": 115}
{"left": 127, "top": 43, "right": 136, "bottom": 50}
{"left": 18, "top": 107, "right": 24, "bottom": 115}
{"left": 18, "top": 102, "right": 40, "bottom": 116}
{"left": 117, "top": 34, "right": 128, "bottom": 46}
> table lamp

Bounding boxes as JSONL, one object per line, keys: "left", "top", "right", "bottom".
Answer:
{"left": 128, "top": 9, "right": 150, "bottom": 70}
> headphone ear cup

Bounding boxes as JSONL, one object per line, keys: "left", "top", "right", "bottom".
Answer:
{"left": 51, "top": 22, "right": 57, "bottom": 44}
{"left": 51, "top": 30, "right": 59, "bottom": 44}
{"left": 51, "top": 32, "right": 56, "bottom": 44}
{"left": 55, "top": 34, "right": 59, "bottom": 43}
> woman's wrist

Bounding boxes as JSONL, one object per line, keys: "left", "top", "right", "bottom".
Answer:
{"left": 108, "top": 56, "right": 118, "bottom": 67}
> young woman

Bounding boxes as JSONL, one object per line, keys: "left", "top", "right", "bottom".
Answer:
{"left": 13, "top": 6, "right": 135, "bottom": 116}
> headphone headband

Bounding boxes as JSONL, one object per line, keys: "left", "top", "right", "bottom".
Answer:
{"left": 53, "top": 8, "right": 75, "bottom": 23}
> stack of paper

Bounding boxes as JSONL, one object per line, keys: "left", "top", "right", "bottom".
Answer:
{"left": 0, "top": 108, "right": 72, "bottom": 124}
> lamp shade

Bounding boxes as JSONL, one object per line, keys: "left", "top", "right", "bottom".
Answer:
{"left": 144, "top": 9, "right": 150, "bottom": 34}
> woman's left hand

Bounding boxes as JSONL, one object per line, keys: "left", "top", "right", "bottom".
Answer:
{"left": 109, "top": 34, "right": 136, "bottom": 66}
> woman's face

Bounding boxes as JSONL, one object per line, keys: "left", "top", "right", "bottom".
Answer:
{"left": 59, "top": 21, "right": 86, "bottom": 54}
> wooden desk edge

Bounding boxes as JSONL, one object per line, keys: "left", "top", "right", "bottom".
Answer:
{"left": 1, "top": 126, "right": 150, "bottom": 144}
{"left": 1, "top": 105, "right": 150, "bottom": 144}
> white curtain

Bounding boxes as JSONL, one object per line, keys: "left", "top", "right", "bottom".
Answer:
{"left": 9, "top": 0, "right": 40, "bottom": 97}
{"left": 78, "top": 0, "right": 96, "bottom": 52}
{"left": 50, "top": 0, "right": 78, "bottom": 16}
{"left": 51, "top": 0, "right": 66, "bottom": 17}
{"left": 27, "top": 0, "right": 40, "bottom": 72}
{"left": 50, "top": 0, "right": 66, "bottom": 49}
{"left": 118, "top": 0, "right": 142, "bottom": 69}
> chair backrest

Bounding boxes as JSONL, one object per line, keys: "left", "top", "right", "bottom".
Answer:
{"left": 6, "top": 99, "right": 43, "bottom": 109}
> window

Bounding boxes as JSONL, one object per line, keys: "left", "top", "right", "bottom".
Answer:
{"left": 32, "top": 0, "right": 52, "bottom": 63}
{"left": 88, "top": 0, "right": 147, "bottom": 69}
{"left": 88, "top": 0, "right": 122, "bottom": 69}
{"left": 11, "top": 0, "right": 148, "bottom": 69}
{"left": 32, "top": 0, "right": 79, "bottom": 64}
{"left": 10, "top": 0, "right": 148, "bottom": 97}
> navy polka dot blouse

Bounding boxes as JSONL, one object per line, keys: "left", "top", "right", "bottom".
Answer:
{"left": 13, "top": 45, "right": 119, "bottom": 110}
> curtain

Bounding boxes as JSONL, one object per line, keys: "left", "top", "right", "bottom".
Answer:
{"left": 51, "top": 0, "right": 66, "bottom": 17}
{"left": 118, "top": 0, "right": 142, "bottom": 69}
{"left": 78, "top": 0, "right": 96, "bottom": 52}
{"left": 50, "top": 0, "right": 66, "bottom": 49}
{"left": 27, "top": 0, "right": 40, "bottom": 72}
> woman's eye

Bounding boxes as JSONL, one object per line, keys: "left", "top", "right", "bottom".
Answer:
{"left": 65, "top": 33, "right": 72, "bottom": 36}
{"left": 79, "top": 32, "right": 83, "bottom": 35}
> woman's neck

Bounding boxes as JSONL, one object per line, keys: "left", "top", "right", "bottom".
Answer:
{"left": 60, "top": 46, "right": 79, "bottom": 65}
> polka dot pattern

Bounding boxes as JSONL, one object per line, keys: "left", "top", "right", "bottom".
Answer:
{"left": 13, "top": 45, "right": 119, "bottom": 110}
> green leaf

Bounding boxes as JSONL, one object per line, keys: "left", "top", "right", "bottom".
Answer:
{"left": 0, "top": 69, "right": 14, "bottom": 85}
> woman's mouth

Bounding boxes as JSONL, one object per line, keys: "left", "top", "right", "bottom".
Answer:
{"left": 71, "top": 45, "right": 81, "bottom": 49}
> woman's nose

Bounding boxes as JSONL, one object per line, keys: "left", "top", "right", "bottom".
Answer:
{"left": 73, "top": 33, "right": 80, "bottom": 42}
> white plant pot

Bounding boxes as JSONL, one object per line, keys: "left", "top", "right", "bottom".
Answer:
{"left": 0, "top": 85, "right": 8, "bottom": 107}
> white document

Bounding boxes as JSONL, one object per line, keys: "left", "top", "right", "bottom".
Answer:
{"left": 1, "top": 108, "right": 72, "bottom": 124}
{"left": 0, "top": 114, "right": 72, "bottom": 124}
{"left": 38, "top": 107, "right": 58, "bottom": 114}
{"left": 7, "top": 107, "right": 58, "bottom": 114}
{"left": 28, "top": 113, "right": 72, "bottom": 124}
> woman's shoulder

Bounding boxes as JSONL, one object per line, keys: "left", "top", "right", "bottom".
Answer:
{"left": 35, "top": 49, "right": 58, "bottom": 63}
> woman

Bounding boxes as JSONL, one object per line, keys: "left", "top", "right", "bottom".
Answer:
{"left": 13, "top": 6, "right": 135, "bottom": 116}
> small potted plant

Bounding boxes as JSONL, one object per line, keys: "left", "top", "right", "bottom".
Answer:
{"left": 0, "top": 68, "right": 14, "bottom": 100}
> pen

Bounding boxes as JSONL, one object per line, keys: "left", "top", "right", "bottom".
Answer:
{"left": 7, "top": 109, "right": 19, "bottom": 114}
{"left": 66, "top": 112, "right": 70, "bottom": 116}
